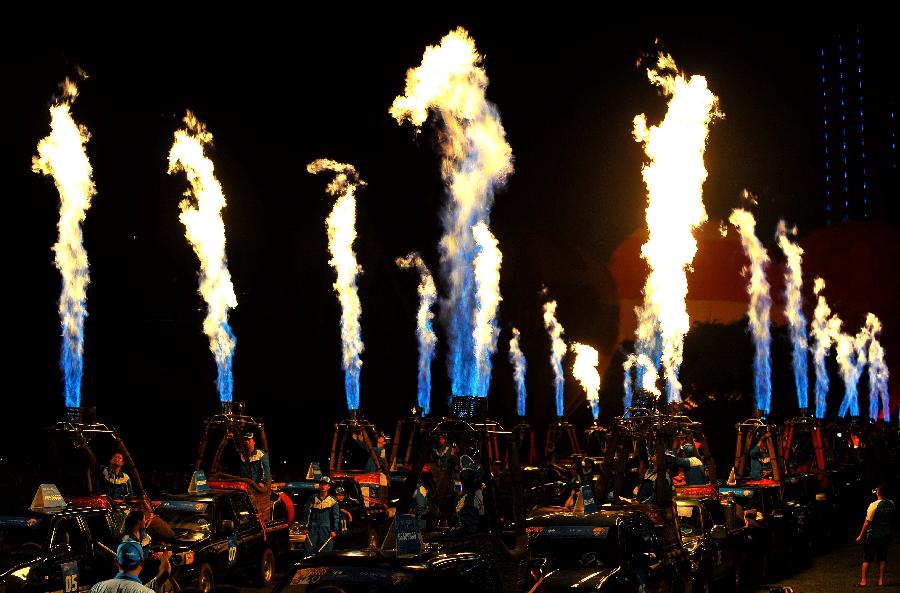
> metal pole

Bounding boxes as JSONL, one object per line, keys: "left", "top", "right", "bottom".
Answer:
{"left": 194, "top": 419, "right": 210, "bottom": 472}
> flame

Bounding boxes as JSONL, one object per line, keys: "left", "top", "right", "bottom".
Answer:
{"left": 633, "top": 53, "right": 721, "bottom": 403}
{"left": 835, "top": 324, "right": 867, "bottom": 419}
{"left": 810, "top": 278, "right": 837, "bottom": 418}
{"left": 864, "top": 313, "right": 890, "bottom": 421}
{"left": 623, "top": 354, "right": 636, "bottom": 412}
{"left": 633, "top": 302, "right": 662, "bottom": 400}
{"left": 396, "top": 252, "right": 438, "bottom": 415}
{"left": 542, "top": 299, "right": 567, "bottom": 417}
{"left": 391, "top": 27, "right": 513, "bottom": 398}
{"left": 776, "top": 221, "right": 810, "bottom": 411}
{"left": 33, "top": 79, "right": 96, "bottom": 408}
{"left": 168, "top": 112, "right": 238, "bottom": 403}
{"left": 729, "top": 208, "right": 773, "bottom": 415}
{"left": 308, "top": 159, "right": 366, "bottom": 411}
{"left": 571, "top": 343, "right": 601, "bottom": 420}
{"left": 472, "top": 221, "right": 502, "bottom": 390}
{"left": 637, "top": 353, "right": 661, "bottom": 396}
{"left": 508, "top": 327, "right": 528, "bottom": 417}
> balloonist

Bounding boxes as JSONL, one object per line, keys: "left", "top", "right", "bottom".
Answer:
{"left": 303, "top": 476, "right": 340, "bottom": 555}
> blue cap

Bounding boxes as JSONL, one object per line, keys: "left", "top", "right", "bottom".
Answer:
{"left": 116, "top": 540, "right": 144, "bottom": 569}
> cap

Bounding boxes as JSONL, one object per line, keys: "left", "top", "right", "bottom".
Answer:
{"left": 318, "top": 476, "right": 332, "bottom": 485}
{"left": 334, "top": 486, "right": 345, "bottom": 495}
{"left": 116, "top": 540, "right": 144, "bottom": 569}
{"left": 242, "top": 432, "right": 255, "bottom": 440}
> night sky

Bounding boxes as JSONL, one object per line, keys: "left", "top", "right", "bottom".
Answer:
{"left": 2, "top": 20, "right": 894, "bottom": 500}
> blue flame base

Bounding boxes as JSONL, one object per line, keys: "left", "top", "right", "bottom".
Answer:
{"left": 216, "top": 322, "right": 236, "bottom": 404}
{"left": 61, "top": 311, "right": 85, "bottom": 409}
{"left": 790, "top": 336, "right": 809, "bottom": 411}
{"left": 345, "top": 368, "right": 360, "bottom": 411}
{"left": 838, "top": 386, "right": 860, "bottom": 418}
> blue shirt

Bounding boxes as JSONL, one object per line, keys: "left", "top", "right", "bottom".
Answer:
{"left": 122, "top": 532, "right": 151, "bottom": 557}
{"left": 89, "top": 572, "right": 157, "bottom": 593}
{"left": 432, "top": 446, "right": 451, "bottom": 469}
{"left": 239, "top": 449, "right": 271, "bottom": 484}
{"left": 866, "top": 499, "right": 895, "bottom": 539}
{"left": 671, "top": 456, "right": 706, "bottom": 485}
{"left": 101, "top": 467, "right": 134, "bottom": 500}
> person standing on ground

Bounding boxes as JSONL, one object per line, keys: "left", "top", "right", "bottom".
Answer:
{"left": 857, "top": 483, "right": 895, "bottom": 587}
{"left": 88, "top": 541, "right": 170, "bottom": 593}
{"left": 303, "top": 477, "right": 339, "bottom": 555}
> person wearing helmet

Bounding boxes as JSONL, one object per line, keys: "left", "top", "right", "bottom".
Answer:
{"left": 303, "top": 477, "right": 339, "bottom": 554}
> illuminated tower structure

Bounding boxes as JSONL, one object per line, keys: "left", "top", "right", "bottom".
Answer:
{"left": 820, "top": 31, "right": 898, "bottom": 224}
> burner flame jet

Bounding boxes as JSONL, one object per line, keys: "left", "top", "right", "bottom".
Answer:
{"left": 397, "top": 252, "right": 438, "bottom": 415}
{"left": 572, "top": 343, "right": 601, "bottom": 420}
{"left": 391, "top": 27, "right": 513, "bottom": 398}
{"left": 168, "top": 113, "right": 238, "bottom": 403}
{"left": 33, "top": 78, "right": 96, "bottom": 409}
{"left": 632, "top": 54, "right": 721, "bottom": 403}
{"left": 776, "top": 221, "right": 810, "bottom": 412}
{"left": 308, "top": 159, "right": 366, "bottom": 411}
{"left": 730, "top": 207, "right": 773, "bottom": 415}
{"left": 543, "top": 299, "right": 567, "bottom": 417}
{"left": 508, "top": 327, "right": 528, "bottom": 417}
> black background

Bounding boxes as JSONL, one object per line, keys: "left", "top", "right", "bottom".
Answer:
{"left": 1, "top": 18, "right": 894, "bottom": 504}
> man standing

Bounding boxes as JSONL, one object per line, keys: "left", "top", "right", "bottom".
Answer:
{"left": 431, "top": 434, "right": 452, "bottom": 470}
{"left": 857, "top": 483, "right": 895, "bottom": 587}
{"left": 303, "top": 477, "right": 340, "bottom": 555}
{"left": 88, "top": 541, "right": 170, "bottom": 593}
{"left": 101, "top": 453, "right": 134, "bottom": 500}
{"left": 239, "top": 433, "right": 271, "bottom": 489}
{"left": 454, "top": 457, "right": 485, "bottom": 535}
